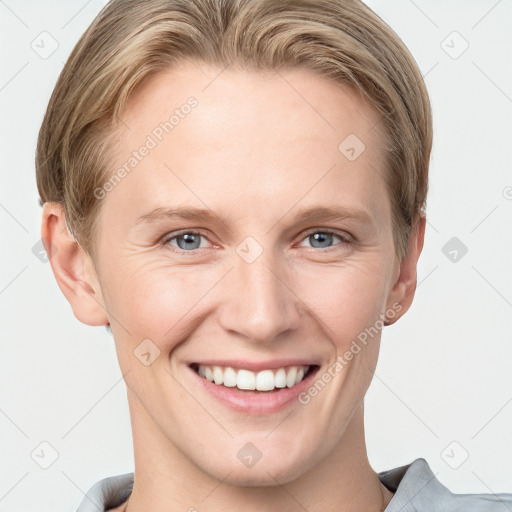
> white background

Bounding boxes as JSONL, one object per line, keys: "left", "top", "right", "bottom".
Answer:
{"left": 0, "top": 0, "right": 511, "bottom": 510}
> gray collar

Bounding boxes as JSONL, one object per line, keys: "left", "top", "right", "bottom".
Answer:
{"left": 379, "top": 457, "right": 449, "bottom": 511}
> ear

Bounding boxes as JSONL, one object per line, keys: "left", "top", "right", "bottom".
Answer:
{"left": 41, "top": 202, "right": 109, "bottom": 327}
{"left": 384, "top": 215, "right": 426, "bottom": 325}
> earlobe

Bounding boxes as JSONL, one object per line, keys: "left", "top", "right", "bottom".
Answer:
{"left": 41, "top": 202, "right": 109, "bottom": 327}
{"left": 385, "top": 215, "right": 426, "bottom": 325}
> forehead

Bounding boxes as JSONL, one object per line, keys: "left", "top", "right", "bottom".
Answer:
{"left": 121, "top": 61, "right": 384, "bottom": 148}
{"left": 104, "top": 61, "right": 390, "bottom": 230}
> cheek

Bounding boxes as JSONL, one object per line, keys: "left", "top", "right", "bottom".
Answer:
{"left": 108, "top": 258, "right": 220, "bottom": 348}
{"left": 105, "top": 247, "right": 391, "bottom": 359}
{"left": 295, "top": 258, "right": 390, "bottom": 346}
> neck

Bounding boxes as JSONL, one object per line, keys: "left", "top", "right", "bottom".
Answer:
{"left": 123, "top": 393, "right": 393, "bottom": 512}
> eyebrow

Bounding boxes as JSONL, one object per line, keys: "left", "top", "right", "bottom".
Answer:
{"left": 135, "top": 206, "right": 222, "bottom": 225}
{"left": 134, "top": 204, "right": 374, "bottom": 229}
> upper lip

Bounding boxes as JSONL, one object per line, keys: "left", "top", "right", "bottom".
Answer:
{"left": 190, "top": 358, "right": 320, "bottom": 372}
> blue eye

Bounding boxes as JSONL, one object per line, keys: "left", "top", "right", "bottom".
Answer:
{"left": 298, "top": 230, "right": 350, "bottom": 250}
{"left": 163, "top": 231, "right": 206, "bottom": 251}
{"left": 161, "top": 229, "right": 351, "bottom": 254}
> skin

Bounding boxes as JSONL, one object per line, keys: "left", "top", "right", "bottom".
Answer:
{"left": 42, "top": 61, "right": 425, "bottom": 512}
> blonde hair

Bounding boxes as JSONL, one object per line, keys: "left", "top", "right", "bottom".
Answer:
{"left": 36, "top": 0, "right": 432, "bottom": 262}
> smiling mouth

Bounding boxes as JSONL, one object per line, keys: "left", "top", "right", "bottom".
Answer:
{"left": 190, "top": 363, "right": 319, "bottom": 392}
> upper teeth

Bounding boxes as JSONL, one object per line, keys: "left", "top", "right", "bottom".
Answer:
{"left": 197, "top": 364, "right": 310, "bottom": 391}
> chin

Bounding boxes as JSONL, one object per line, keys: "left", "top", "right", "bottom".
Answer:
{"left": 197, "top": 451, "right": 312, "bottom": 488}
{"left": 219, "top": 466, "right": 303, "bottom": 488}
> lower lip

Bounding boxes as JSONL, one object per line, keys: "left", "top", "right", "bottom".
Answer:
{"left": 189, "top": 365, "right": 320, "bottom": 414}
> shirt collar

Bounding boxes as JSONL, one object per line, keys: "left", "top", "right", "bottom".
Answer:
{"left": 379, "top": 457, "right": 450, "bottom": 512}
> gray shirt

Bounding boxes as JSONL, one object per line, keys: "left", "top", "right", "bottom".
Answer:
{"left": 76, "top": 457, "right": 512, "bottom": 511}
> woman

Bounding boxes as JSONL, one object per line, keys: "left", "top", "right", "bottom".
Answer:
{"left": 35, "top": 0, "right": 512, "bottom": 510}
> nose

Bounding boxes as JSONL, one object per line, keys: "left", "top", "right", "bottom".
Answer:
{"left": 217, "top": 246, "right": 302, "bottom": 346}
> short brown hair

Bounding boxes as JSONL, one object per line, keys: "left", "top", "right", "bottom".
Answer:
{"left": 36, "top": 0, "right": 432, "bottom": 262}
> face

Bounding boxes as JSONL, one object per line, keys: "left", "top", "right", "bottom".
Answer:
{"left": 85, "top": 61, "right": 409, "bottom": 485}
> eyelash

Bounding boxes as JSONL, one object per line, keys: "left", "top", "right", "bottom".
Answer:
{"left": 160, "top": 228, "right": 353, "bottom": 254}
